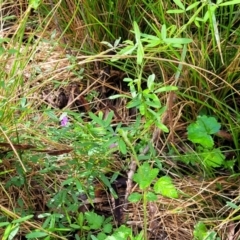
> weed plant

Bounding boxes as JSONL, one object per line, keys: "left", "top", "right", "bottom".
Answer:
{"left": 0, "top": 0, "right": 240, "bottom": 239}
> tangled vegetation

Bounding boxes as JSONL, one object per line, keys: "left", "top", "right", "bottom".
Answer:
{"left": 0, "top": 0, "right": 240, "bottom": 239}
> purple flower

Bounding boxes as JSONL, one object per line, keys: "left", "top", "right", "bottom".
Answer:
{"left": 60, "top": 116, "right": 68, "bottom": 127}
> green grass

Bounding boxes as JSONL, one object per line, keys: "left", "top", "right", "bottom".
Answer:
{"left": 1, "top": 0, "right": 240, "bottom": 239}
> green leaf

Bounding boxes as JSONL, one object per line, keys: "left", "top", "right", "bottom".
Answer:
{"left": 161, "top": 24, "right": 167, "bottom": 40}
{"left": 133, "top": 162, "right": 159, "bottom": 190}
{"left": 133, "top": 21, "right": 141, "bottom": 44}
{"left": 25, "top": 231, "right": 49, "bottom": 238}
{"left": 187, "top": 115, "right": 221, "bottom": 148}
{"left": 193, "top": 221, "right": 208, "bottom": 239}
{"left": 188, "top": 130, "right": 214, "bottom": 148}
{"left": 8, "top": 224, "right": 19, "bottom": 240}
{"left": 154, "top": 176, "right": 178, "bottom": 198}
{"left": 91, "top": 235, "right": 99, "bottom": 240}
{"left": 156, "top": 121, "right": 169, "bottom": 133}
{"left": 128, "top": 192, "right": 142, "bottom": 202}
{"left": 12, "top": 215, "right": 34, "bottom": 224}
{"left": 70, "top": 224, "right": 81, "bottom": 229}
{"left": 103, "top": 223, "right": 113, "bottom": 234}
{"left": 173, "top": 0, "right": 185, "bottom": 10}
{"left": 98, "top": 173, "right": 117, "bottom": 198}
{"left": 219, "top": 0, "right": 240, "bottom": 6}
{"left": 0, "top": 222, "right": 10, "bottom": 227}
{"left": 97, "top": 232, "right": 107, "bottom": 240}
{"left": 89, "top": 112, "right": 104, "bottom": 126}
{"left": 226, "top": 201, "right": 239, "bottom": 209}
{"left": 101, "top": 41, "right": 113, "bottom": 48}
{"left": 146, "top": 192, "right": 158, "bottom": 202}
{"left": 104, "top": 111, "right": 114, "bottom": 127}
{"left": 29, "top": 0, "right": 41, "bottom": 10}
{"left": 147, "top": 74, "right": 155, "bottom": 91}
{"left": 154, "top": 85, "right": 178, "bottom": 93}
{"left": 137, "top": 42, "right": 144, "bottom": 65}
{"left": 163, "top": 38, "right": 192, "bottom": 44}
{"left": 186, "top": 2, "right": 201, "bottom": 11}
{"left": 119, "top": 138, "right": 127, "bottom": 154}
{"left": 85, "top": 212, "right": 104, "bottom": 230}
{"left": 202, "top": 148, "right": 225, "bottom": 168}
{"left": 118, "top": 44, "right": 137, "bottom": 56}
{"left": 109, "top": 94, "right": 131, "bottom": 100}
{"left": 167, "top": 9, "right": 185, "bottom": 14}
{"left": 126, "top": 97, "right": 141, "bottom": 109}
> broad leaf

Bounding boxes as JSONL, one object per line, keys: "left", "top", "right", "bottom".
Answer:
{"left": 202, "top": 148, "right": 225, "bottom": 168}
{"left": 154, "top": 176, "right": 178, "bottom": 198}
{"left": 85, "top": 212, "right": 104, "bottom": 230}
{"left": 133, "top": 162, "right": 159, "bottom": 190}
{"left": 128, "top": 192, "right": 142, "bottom": 203}
{"left": 187, "top": 115, "right": 221, "bottom": 148}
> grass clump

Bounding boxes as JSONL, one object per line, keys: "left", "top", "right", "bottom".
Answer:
{"left": 1, "top": 0, "right": 240, "bottom": 239}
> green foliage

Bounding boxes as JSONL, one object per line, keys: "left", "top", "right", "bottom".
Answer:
{"left": 1, "top": 0, "right": 240, "bottom": 239}
{"left": 133, "top": 162, "right": 159, "bottom": 190}
{"left": 187, "top": 115, "right": 221, "bottom": 148}
{"left": 154, "top": 176, "right": 179, "bottom": 199}
{"left": 193, "top": 221, "right": 220, "bottom": 240}
{"left": 185, "top": 116, "right": 226, "bottom": 170}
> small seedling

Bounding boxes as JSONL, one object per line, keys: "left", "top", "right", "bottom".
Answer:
{"left": 185, "top": 115, "right": 225, "bottom": 169}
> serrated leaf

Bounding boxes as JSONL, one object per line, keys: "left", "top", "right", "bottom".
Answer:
{"left": 133, "top": 162, "right": 159, "bottom": 190}
{"left": 128, "top": 192, "right": 142, "bottom": 202}
{"left": 199, "top": 115, "right": 221, "bottom": 134}
{"left": 146, "top": 192, "right": 158, "bottom": 202}
{"left": 85, "top": 212, "right": 104, "bottom": 230}
{"left": 103, "top": 223, "right": 113, "bottom": 233}
{"left": 187, "top": 115, "right": 221, "bottom": 148}
{"left": 202, "top": 148, "right": 225, "bottom": 168}
{"left": 154, "top": 176, "right": 178, "bottom": 199}
{"left": 188, "top": 130, "right": 213, "bottom": 148}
